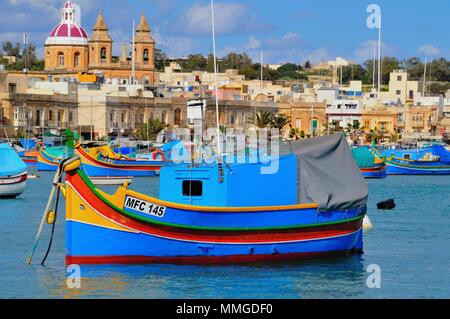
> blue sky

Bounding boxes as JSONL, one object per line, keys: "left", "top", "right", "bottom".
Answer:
{"left": 0, "top": 0, "right": 449, "bottom": 64}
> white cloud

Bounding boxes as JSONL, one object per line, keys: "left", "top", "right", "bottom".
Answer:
{"left": 418, "top": 44, "right": 441, "bottom": 56}
{"left": 153, "top": 26, "right": 198, "bottom": 58}
{"left": 354, "top": 40, "right": 395, "bottom": 62}
{"left": 265, "top": 32, "right": 302, "bottom": 49}
{"left": 304, "top": 48, "right": 332, "bottom": 64}
{"left": 172, "top": 1, "right": 268, "bottom": 36}
{"left": 246, "top": 36, "right": 261, "bottom": 50}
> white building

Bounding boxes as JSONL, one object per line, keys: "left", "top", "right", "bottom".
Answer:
{"left": 326, "top": 99, "right": 363, "bottom": 129}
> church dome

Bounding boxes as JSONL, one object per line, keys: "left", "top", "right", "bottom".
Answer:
{"left": 45, "top": 1, "right": 88, "bottom": 46}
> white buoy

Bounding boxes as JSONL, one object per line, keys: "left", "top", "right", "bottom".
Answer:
{"left": 363, "top": 215, "right": 373, "bottom": 231}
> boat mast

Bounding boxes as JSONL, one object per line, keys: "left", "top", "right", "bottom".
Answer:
{"left": 377, "top": 13, "right": 382, "bottom": 100}
{"left": 422, "top": 57, "right": 427, "bottom": 96}
{"left": 372, "top": 47, "right": 376, "bottom": 91}
{"left": 210, "top": 0, "right": 221, "bottom": 156}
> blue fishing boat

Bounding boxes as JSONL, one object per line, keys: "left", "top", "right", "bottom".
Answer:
{"left": 384, "top": 144, "right": 450, "bottom": 175}
{"left": 36, "top": 145, "right": 73, "bottom": 171}
{"left": 35, "top": 134, "right": 368, "bottom": 265}
{"left": 352, "top": 147, "right": 386, "bottom": 179}
{"left": 0, "top": 143, "right": 28, "bottom": 198}
{"left": 74, "top": 144, "right": 163, "bottom": 177}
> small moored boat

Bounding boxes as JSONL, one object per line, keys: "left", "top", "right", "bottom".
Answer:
{"left": 384, "top": 145, "right": 450, "bottom": 175}
{"left": 75, "top": 144, "right": 163, "bottom": 177}
{"left": 352, "top": 147, "right": 386, "bottom": 179}
{"left": 0, "top": 143, "right": 28, "bottom": 198}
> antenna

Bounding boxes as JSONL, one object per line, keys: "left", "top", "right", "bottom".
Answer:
{"left": 211, "top": 0, "right": 221, "bottom": 156}
{"left": 131, "top": 19, "right": 136, "bottom": 84}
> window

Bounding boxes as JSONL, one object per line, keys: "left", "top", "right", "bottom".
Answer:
{"left": 121, "top": 113, "right": 125, "bottom": 123}
{"left": 35, "top": 110, "right": 40, "bottom": 126}
{"left": 74, "top": 52, "right": 80, "bottom": 67}
{"left": 174, "top": 108, "right": 181, "bottom": 126}
{"left": 396, "top": 90, "right": 401, "bottom": 95}
{"left": 295, "top": 118, "right": 301, "bottom": 128}
{"left": 404, "top": 154, "right": 411, "bottom": 160}
{"left": 58, "top": 52, "right": 64, "bottom": 67}
{"left": 397, "top": 76, "right": 402, "bottom": 81}
{"left": 182, "top": 180, "right": 203, "bottom": 197}
{"left": 49, "top": 110, "right": 53, "bottom": 121}
{"left": 101, "top": 47, "right": 107, "bottom": 63}
{"left": 310, "top": 119, "right": 318, "bottom": 131}
{"left": 409, "top": 90, "right": 414, "bottom": 99}
{"left": 8, "top": 83, "right": 17, "bottom": 94}
{"left": 143, "top": 49, "right": 149, "bottom": 64}
{"left": 69, "top": 111, "right": 73, "bottom": 123}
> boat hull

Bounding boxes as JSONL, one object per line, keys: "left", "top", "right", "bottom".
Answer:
{"left": 81, "top": 162, "right": 158, "bottom": 177}
{"left": 76, "top": 146, "right": 161, "bottom": 177}
{"left": 0, "top": 173, "right": 27, "bottom": 198}
{"left": 37, "top": 150, "right": 62, "bottom": 171}
{"left": 64, "top": 170, "right": 365, "bottom": 265}
{"left": 360, "top": 165, "right": 387, "bottom": 179}
{"left": 66, "top": 221, "right": 362, "bottom": 265}
{"left": 386, "top": 158, "right": 450, "bottom": 175}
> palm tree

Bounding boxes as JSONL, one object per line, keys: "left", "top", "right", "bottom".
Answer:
{"left": 271, "top": 113, "right": 290, "bottom": 130}
{"left": 289, "top": 126, "right": 300, "bottom": 140}
{"left": 135, "top": 118, "right": 167, "bottom": 141}
{"left": 346, "top": 122, "right": 353, "bottom": 133}
{"left": 247, "top": 111, "right": 274, "bottom": 128}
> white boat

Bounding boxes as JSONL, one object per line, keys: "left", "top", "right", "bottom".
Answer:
{"left": 0, "top": 172, "right": 28, "bottom": 198}
{"left": 0, "top": 143, "right": 28, "bottom": 198}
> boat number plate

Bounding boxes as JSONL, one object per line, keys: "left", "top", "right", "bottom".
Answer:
{"left": 124, "top": 195, "right": 166, "bottom": 218}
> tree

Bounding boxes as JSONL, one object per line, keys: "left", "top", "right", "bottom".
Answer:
{"left": 247, "top": 111, "right": 274, "bottom": 128}
{"left": 2, "top": 41, "right": 21, "bottom": 57}
{"left": 154, "top": 48, "right": 168, "bottom": 71}
{"left": 239, "top": 66, "right": 259, "bottom": 80}
{"left": 1, "top": 41, "right": 44, "bottom": 71}
{"left": 270, "top": 113, "right": 290, "bottom": 130}
{"left": 179, "top": 54, "right": 208, "bottom": 72}
{"left": 135, "top": 119, "right": 167, "bottom": 141}
{"left": 381, "top": 57, "right": 400, "bottom": 84}
{"left": 400, "top": 57, "right": 424, "bottom": 80}
{"left": 429, "top": 58, "right": 450, "bottom": 82}
{"left": 304, "top": 60, "right": 312, "bottom": 69}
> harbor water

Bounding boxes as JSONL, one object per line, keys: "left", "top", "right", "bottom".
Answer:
{"left": 0, "top": 172, "right": 449, "bottom": 298}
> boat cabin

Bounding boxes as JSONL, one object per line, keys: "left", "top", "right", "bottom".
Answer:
{"left": 159, "top": 154, "right": 297, "bottom": 207}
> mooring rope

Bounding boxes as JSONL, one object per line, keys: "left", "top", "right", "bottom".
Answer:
{"left": 27, "top": 156, "right": 79, "bottom": 265}
{"left": 26, "top": 173, "right": 60, "bottom": 265}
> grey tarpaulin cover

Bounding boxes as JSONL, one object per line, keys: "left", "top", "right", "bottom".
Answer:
{"left": 290, "top": 134, "right": 368, "bottom": 211}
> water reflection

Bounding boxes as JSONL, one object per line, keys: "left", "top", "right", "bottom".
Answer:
{"left": 43, "top": 255, "right": 366, "bottom": 299}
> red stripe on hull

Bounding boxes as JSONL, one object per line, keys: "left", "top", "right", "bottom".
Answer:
{"left": 0, "top": 173, "right": 27, "bottom": 185}
{"left": 68, "top": 172, "right": 362, "bottom": 243}
{"left": 360, "top": 166, "right": 385, "bottom": 173}
{"left": 66, "top": 250, "right": 357, "bottom": 265}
